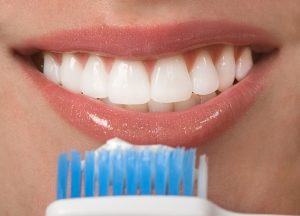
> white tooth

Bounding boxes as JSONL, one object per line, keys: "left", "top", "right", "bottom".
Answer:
{"left": 215, "top": 46, "right": 236, "bottom": 91}
{"left": 43, "top": 53, "right": 60, "bottom": 84}
{"left": 148, "top": 100, "right": 173, "bottom": 112}
{"left": 193, "top": 93, "right": 202, "bottom": 104}
{"left": 191, "top": 50, "right": 219, "bottom": 95}
{"left": 200, "top": 92, "right": 217, "bottom": 103}
{"left": 174, "top": 95, "right": 197, "bottom": 111}
{"left": 235, "top": 47, "right": 253, "bottom": 81}
{"left": 125, "top": 104, "right": 148, "bottom": 112}
{"left": 102, "top": 98, "right": 124, "bottom": 108}
{"left": 108, "top": 60, "right": 150, "bottom": 105}
{"left": 151, "top": 55, "right": 192, "bottom": 103}
{"left": 60, "top": 54, "right": 82, "bottom": 93}
{"left": 80, "top": 55, "right": 108, "bottom": 99}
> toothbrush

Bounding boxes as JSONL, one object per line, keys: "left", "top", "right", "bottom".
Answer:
{"left": 46, "top": 138, "right": 291, "bottom": 216}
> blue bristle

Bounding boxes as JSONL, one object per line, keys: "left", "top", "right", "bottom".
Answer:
{"left": 84, "top": 151, "right": 95, "bottom": 197}
{"left": 57, "top": 153, "right": 69, "bottom": 200}
{"left": 139, "top": 148, "right": 153, "bottom": 195}
{"left": 112, "top": 149, "right": 124, "bottom": 195}
{"left": 155, "top": 147, "right": 169, "bottom": 195}
{"left": 70, "top": 151, "right": 81, "bottom": 198}
{"left": 168, "top": 148, "right": 185, "bottom": 195}
{"left": 125, "top": 149, "right": 138, "bottom": 195}
{"left": 182, "top": 149, "right": 196, "bottom": 196}
{"left": 97, "top": 149, "right": 110, "bottom": 196}
{"left": 58, "top": 140, "right": 199, "bottom": 199}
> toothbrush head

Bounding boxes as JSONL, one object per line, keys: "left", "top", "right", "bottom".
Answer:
{"left": 56, "top": 138, "right": 208, "bottom": 200}
{"left": 50, "top": 139, "right": 288, "bottom": 216}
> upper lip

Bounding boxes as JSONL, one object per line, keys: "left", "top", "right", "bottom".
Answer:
{"left": 17, "top": 20, "right": 278, "bottom": 147}
{"left": 18, "top": 20, "right": 276, "bottom": 58}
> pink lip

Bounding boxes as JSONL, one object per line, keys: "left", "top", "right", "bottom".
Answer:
{"left": 19, "top": 21, "right": 275, "bottom": 58}
{"left": 18, "top": 21, "right": 277, "bottom": 147}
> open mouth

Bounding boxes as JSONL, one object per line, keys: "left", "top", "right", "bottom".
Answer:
{"left": 15, "top": 21, "right": 278, "bottom": 147}
{"left": 34, "top": 45, "right": 255, "bottom": 112}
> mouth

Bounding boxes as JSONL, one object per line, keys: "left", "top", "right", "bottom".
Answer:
{"left": 15, "top": 20, "right": 278, "bottom": 148}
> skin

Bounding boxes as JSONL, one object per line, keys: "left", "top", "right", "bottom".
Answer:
{"left": 0, "top": 0, "right": 299, "bottom": 215}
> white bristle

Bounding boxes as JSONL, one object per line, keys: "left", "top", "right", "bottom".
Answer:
{"left": 197, "top": 154, "right": 208, "bottom": 198}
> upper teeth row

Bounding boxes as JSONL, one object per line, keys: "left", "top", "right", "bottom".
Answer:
{"left": 43, "top": 46, "right": 253, "bottom": 105}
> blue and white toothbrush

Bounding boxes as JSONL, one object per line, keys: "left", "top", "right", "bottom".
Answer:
{"left": 46, "top": 138, "right": 290, "bottom": 216}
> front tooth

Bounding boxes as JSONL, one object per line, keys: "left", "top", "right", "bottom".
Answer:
{"left": 60, "top": 54, "right": 82, "bottom": 93}
{"left": 200, "top": 92, "right": 217, "bottom": 103}
{"left": 190, "top": 50, "right": 219, "bottom": 95}
{"left": 174, "top": 95, "right": 197, "bottom": 111}
{"left": 102, "top": 98, "right": 124, "bottom": 108}
{"left": 108, "top": 60, "right": 150, "bottom": 105}
{"left": 43, "top": 53, "right": 60, "bottom": 84}
{"left": 125, "top": 104, "right": 148, "bottom": 112}
{"left": 151, "top": 55, "right": 192, "bottom": 103}
{"left": 148, "top": 100, "right": 173, "bottom": 112}
{"left": 80, "top": 55, "right": 108, "bottom": 99}
{"left": 215, "top": 46, "right": 236, "bottom": 91}
{"left": 235, "top": 47, "right": 253, "bottom": 81}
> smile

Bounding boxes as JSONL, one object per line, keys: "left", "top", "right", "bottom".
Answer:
{"left": 16, "top": 20, "right": 278, "bottom": 147}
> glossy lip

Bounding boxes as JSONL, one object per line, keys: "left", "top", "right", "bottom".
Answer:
{"left": 17, "top": 21, "right": 277, "bottom": 148}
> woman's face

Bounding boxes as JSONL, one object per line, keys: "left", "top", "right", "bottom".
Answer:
{"left": 0, "top": 1, "right": 299, "bottom": 215}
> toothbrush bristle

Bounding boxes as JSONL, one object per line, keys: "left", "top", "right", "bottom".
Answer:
{"left": 139, "top": 149, "right": 153, "bottom": 195}
{"left": 198, "top": 155, "right": 208, "bottom": 199}
{"left": 183, "top": 149, "right": 196, "bottom": 196}
{"left": 84, "top": 151, "right": 95, "bottom": 197}
{"left": 70, "top": 151, "right": 81, "bottom": 198}
{"left": 154, "top": 148, "right": 169, "bottom": 195}
{"left": 56, "top": 145, "right": 206, "bottom": 199}
{"left": 168, "top": 148, "right": 184, "bottom": 195}
{"left": 97, "top": 149, "right": 110, "bottom": 196}
{"left": 112, "top": 149, "right": 125, "bottom": 195}
{"left": 125, "top": 149, "right": 138, "bottom": 195}
{"left": 57, "top": 153, "right": 69, "bottom": 200}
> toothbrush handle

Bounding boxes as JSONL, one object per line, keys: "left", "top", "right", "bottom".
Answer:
{"left": 46, "top": 197, "right": 292, "bottom": 216}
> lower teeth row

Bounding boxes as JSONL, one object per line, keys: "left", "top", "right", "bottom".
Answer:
{"left": 39, "top": 45, "right": 253, "bottom": 112}
{"left": 101, "top": 92, "right": 217, "bottom": 112}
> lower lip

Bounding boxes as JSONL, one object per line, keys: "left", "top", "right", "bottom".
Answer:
{"left": 21, "top": 56, "right": 273, "bottom": 148}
